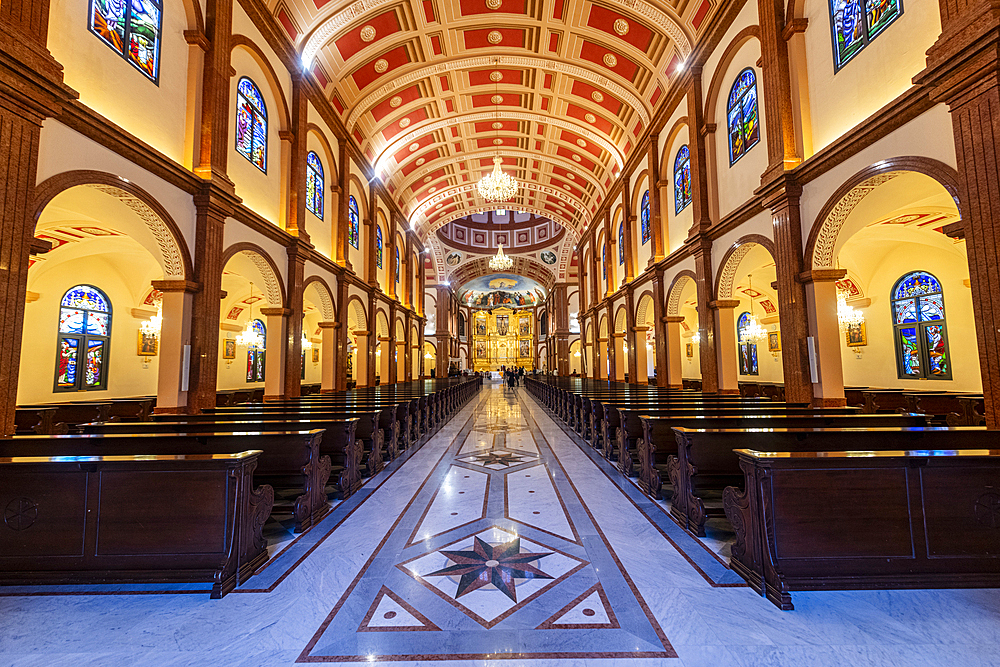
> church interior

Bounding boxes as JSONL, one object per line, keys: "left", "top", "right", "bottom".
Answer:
{"left": 1, "top": 0, "right": 1000, "bottom": 663}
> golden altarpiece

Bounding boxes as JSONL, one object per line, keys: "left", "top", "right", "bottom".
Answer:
{"left": 471, "top": 308, "right": 535, "bottom": 372}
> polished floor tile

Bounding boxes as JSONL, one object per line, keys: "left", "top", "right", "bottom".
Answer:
{"left": 1, "top": 382, "right": 998, "bottom": 666}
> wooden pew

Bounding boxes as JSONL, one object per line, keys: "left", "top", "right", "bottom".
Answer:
{"left": 0, "top": 450, "right": 271, "bottom": 598}
{"left": 725, "top": 447, "right": 1000, "bottom": 610}
{"left": 618, "top": 405, "right": 862, "bottom": 478}
{"left": 1, "top": 429, "right": 330, "bottom": 533}
{"left": 14, "top": 407, "right": 67, "bottom": 435}
{"left": 672, "top": 425, "right": 991, "bottom": 537}
{"left": 27, "top": 403, "right": 113, "bottom": 429}
{"left": 93, "top": 415, "right": 367, "bottom": 492}
{"left": 948, "top": 395, "right": 987, "bottom": 426}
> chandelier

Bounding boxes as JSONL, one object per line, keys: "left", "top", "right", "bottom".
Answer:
{"left": 301, "top": 333, "right": 313, "bottom": 350}
{"left": 478, "top": 156, "right": 518, "bottom": 203}
{"left": 477, "top": 57, "right": 518, "bottom": 203}
{"left": 236, "top": 282, "right": 265, "bottom": 348}
{"left": 837, "top": 291, "right": 865, "bottom": 331}
{"left": 140, "top": 304, "right": 162, "bottom": 337}
{"left": 489, "top": 241, "right": 514, "bottom": 271}
{"left": 739, "top": 275, "right": 767, "bottom": 344}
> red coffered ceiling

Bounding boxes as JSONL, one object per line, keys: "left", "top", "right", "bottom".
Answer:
{"left": 276, "top": 0, "right": 717, "bottom": 281}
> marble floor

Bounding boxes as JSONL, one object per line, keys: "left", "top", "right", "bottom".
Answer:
{"left": 3, "top": 382, "right": 1000, "bottom": 666}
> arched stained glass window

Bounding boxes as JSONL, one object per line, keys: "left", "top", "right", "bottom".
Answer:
{"left": 830, "top": 0, "right": 902, "bottom": 71}
{"left": 246, "top": 319, "right": 266, "bottom": 383}
{"left": 306, "top": 152, "right": 324, "bottom": 220}
{"left": 55, "top": 285, "right": 112, "bottom": 392}
{"left": 395, "top": 247, "right": 400, "bottom": 284}
{"left": 348, "top": 196, "right": 360, "bottom": 249}
{"left": 375, "top": 225, "right": 383, "bottom": 269}
{"left": 89, "top": 0, "right": 162, "bottom": 82}
{"left": 891, "top": 271, "right": 950, "bottom": 379}
{"left": 727, "top": 69, "right": 760, "bottom": 166}
{"left": 236, "top": 77, "right": 267, "bottom": 172}
{"left": 602, "top": 244, "right": 607, "bottom": 280}
{"left": 641, "top": 191, "right": 651, "bottom": 245}
{"left": 618, "top": 222, "right": 625, "bottom": 265}
{"left": 674, "top": 146, "right": 692, "bottom": 213}
{"left": 736, "top": 312, "right": 759, "bottom": 376}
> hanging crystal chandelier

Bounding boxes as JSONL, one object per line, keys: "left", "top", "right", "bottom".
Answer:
{"left": 740, "top": 275, "right": 767, "bottom": 344}
{"left": 301, "top": 333, "right": 313, "bottom": 350}
{"left": 477, "top": 57, "right": 518, "bottom": 204}
{"left": 837, "top": 291, "right": 865, "bottom": 332}
{"left": 478, "top": 156, "right": 518, "bottom": 203}
{"left": 236, "top": 282, "right": 265, "bottom": 348}
{"left": 489, "top": 242, "right": 514, "bottom": 271}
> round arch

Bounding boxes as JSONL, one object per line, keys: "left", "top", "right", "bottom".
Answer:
{"left": 635, "top": 290, "right": 657, "bottom": 327}
{"left": 303, "top": 276, "right": 336, "bottom": 320}
{"left": 221, "top": 242, "right": 286, "bottom": 308}
{"left": 667, "top": 269, "right": 698, "bottom": 316}
{"left": 614, "top": 305, "right": 628, "bottom": 334}
{"left": 306, "top": 123, "right": 339, "bottom": 181}
{"left": 660, "top": 115, "right": 691, "bottom": 174}
{"left": 346, "top": 295, "right": 368, "bottom": 332}
{"left": 704, "top": 25, "right": 763, "bottom": 127}
{"left": 714, "top": 235, "right": 776, "bottom": 300}
{"left": 804, "top": 157, "right": 962, "bottom": 271}
{"left": 32, "top": 170, "right": 193, "bottom": 281}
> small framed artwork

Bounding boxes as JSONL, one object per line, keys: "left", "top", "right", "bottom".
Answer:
{"left": 312, "top": 347, "right": 320, "bottom": 363}
{"left": 767, "top": 331, "right": 781, "bottom": 353}
{"left": 223, "top": 338, "right": 237, "bottom": 359}
{"left": 138, "top": 331, "right": 158, "bottom": 356}
{"left": 846, "top": 321, "right": 867, "bottom": 347}
{"left": 685, "top": 342, "right": 694, "bottom": 358}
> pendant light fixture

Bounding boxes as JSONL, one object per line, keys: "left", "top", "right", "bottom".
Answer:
{"left": 740, "top": 275, "right": 767, "bottom": 343}
{"left": 236, "top": 282, "right": 265, "bottom": 348}
{"left": 477, "top": 57, "right": 518, "bottom": 204}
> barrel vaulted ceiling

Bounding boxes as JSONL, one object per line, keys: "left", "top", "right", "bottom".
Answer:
{"left": 277, "top": 0, "right": 719, "bottom": 283}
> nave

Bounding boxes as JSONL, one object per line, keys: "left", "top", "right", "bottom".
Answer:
{"left": 2, "top": 381, "right": 999, "bottom": 666}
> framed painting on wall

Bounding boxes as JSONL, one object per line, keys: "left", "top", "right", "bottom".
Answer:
{"left": 138, "top": 331, "right": 158, "bottom": 356}
{"left": 686, "top": 342, "right": 693, "bottom": 358}
{"left": 768, "top": 331, "right": 781, "bottom": 352}
{"left": 223, "top": 338, "right": 236, "bottom": 359}
{"left": 312, "top": 347, "right": 320, "bottom": 363}
{"left": 846, "top": 321, "right": 867, "bottom": 347}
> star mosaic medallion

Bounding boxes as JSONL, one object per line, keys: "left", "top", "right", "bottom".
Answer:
{"left": 456, "top": 448, "right": 537, "bottom": 470}
{"left": 426, "top": 535, "right": 553, "bottom": 602}
{"left": 399, "top": 527, "right": 587, "bottom": 627}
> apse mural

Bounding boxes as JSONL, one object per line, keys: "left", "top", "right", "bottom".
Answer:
{"left": 459, "top": 274, "right": 546, "bottom": 309}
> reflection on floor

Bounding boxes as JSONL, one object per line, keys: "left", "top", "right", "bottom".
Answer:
{"left": 1, "top": 381, "right": 999, "bottom": 666}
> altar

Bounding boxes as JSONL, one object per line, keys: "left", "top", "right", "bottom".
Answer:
{"left": 471, "top": 307, "right": 535, "bottom": 372}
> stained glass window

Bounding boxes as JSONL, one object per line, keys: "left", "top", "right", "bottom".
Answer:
{"left": 736, "top": 312, "right": 758, "bottom": 375}
{"left": 236, "top": 77, "right": 268, "bottom": 173}
{"left": 891, "top": 271, "right": 950, "bottom": 379}
{"left": 618, "top": 222, "right": 625, "bottom": 265}
{"left": 89, "top": 0, "right": 162, "bottom": 83}
{"left": 348, "top": 196, "right": 360, "bottom": 249}
{"left": 674, "top": 146, "right": 692, "bottom": 213}
{"left": 641, "top": 191, "right": 651, "bottom": 245}
{"left": 602, "top": 245, "right": 607, "bottom": 280}
{"left": 306, "top": 152, "right": 324, "bottom": 220}
{"left": 395, "top": 247, "right": 400, "bottom": 284}
{"left": 829, "top": 0, "right": 902, "bottom": 71}
{"left": 246, "top": 319, "right": 266, "bottom": 383}
{"left": 375, "top": 225, "right": 383, "bottom": 269}
{"left": 727, "top": 69, "right": 760, "bottom": 166}
{"left": 55, "top": 285, "right": 111, "bottom": 392}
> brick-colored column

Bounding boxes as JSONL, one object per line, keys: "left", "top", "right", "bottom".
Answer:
{"left": 915, "top": 0, "right": 1000, "bottom": 427}
{"left": 651, "top": 269, "right": 670, "bottom": 387}
{"left": 647, "top": 134, "right": 665, "bottom": 265}
{"left": 692, "top": 239, "right": 719, "bottom": 393}
{"left": 283, "top": 240, "right": 310, "bottom": 398}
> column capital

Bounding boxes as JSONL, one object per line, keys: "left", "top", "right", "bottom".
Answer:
{"left": 799, "top": 269, "right": 847, "bottom": 284}
{"left": 260, "top": 307, "right": 292, "bottom": 317}
{"left": 151, "top": 280, "right": 202, "bottom": 293}
{"left": 663, "top": 316, "right": 685, "bottom": 323}
{"left": 319, "top": 321, "right": 339, "bottom": 328}
{"left": 709, "top": 299, "right": 741, "bottom": 310}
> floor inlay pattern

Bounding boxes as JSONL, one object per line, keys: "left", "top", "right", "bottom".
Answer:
{"left": 298, "top": 386, "right": 676, "bottom": 662}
